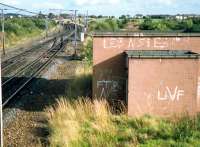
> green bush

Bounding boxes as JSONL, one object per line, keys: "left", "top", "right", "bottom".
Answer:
{"left": 1, "top": 17, "right": 57, "bottom": 47}
{"left": 2, "top": 17, "right": 56, "bottom": 35}
{"left": 89, "top": 19, "right": 119, "bottom": 32}
{"left": 81, "top": 37, "right": 93, "bottom": 65}
{"left": 139, "top": 18, "right": 200, "bottom": 32}
{"left": 139, "top": 18, "right": 155, "bottom": 30}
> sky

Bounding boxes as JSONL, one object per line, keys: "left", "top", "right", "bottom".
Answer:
{"left": 1, "top": 0, "right": 200, "bottom": 16}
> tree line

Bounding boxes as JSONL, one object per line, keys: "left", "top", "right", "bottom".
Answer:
{"left": 88, "top": 17, "right": 200, "bottom": 33}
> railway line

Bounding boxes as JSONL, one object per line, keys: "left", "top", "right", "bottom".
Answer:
{"left": 1, "top": 30, "right": 68, "bottom": 70}
{"left": 2, "top": 31, "right": 75, "bottom": 108}
{"left": 1, "top": 29, "right": 75, "bottom": 79}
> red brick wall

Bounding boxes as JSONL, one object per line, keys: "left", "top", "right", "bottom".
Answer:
{"left": 128, "top": 58, "right": 199, "bottom": 117}
{"left": 93, "top": 36, "right": 200, "bottom": 65}
{"left": 93, "top": 35, "right": 200, "bottom": 115}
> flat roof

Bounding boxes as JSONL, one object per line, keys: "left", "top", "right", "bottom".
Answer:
{"left": 125, "top": 50, "right": 200, "bottom": 59}
{"left": 93, "top": 32, "right": 200, "bottom": 37}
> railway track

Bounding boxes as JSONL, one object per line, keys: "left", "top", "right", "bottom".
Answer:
{"left": 2, "top": 31, "right": 74, "bottom": 108}
{"left": 1, "top": 30, "right": 69, "bottom": 71}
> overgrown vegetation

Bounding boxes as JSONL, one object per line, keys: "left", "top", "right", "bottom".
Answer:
{"left": 139, "top": 18, "right": 200, "bottom": 32}
{"left": 47, "top": 98, "right": 200, "bottom": 147}
{"left": 80, "top": 37, "right": 93, "bottom": 65}
{"left": 88, "top": 19, "right": 119, "bottom": 32}
{"left": 47, "top": 60, "right": 200, "bottom": 147}
{"left": 1, "top": 17, "right": 56, "bottom": 47}
{"left": 66, "top": 63, "right": 92, "bottom": 99}
{"left": 88, "top": 17, "right": 200, "bottom": 33}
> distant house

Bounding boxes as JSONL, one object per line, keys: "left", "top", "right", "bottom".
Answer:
{"left": 134, "top": 14, "right": 143, "bottom": 19}
{"left": 175, "top": 14, "right": 200, "bottom": 20}
{"left": 5, "top": 13, "right": 27, "bottom": 19}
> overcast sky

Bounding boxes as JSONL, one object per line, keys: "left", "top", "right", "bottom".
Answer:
{"left": 1, "top": 0, "right": 200, "bottom": 16}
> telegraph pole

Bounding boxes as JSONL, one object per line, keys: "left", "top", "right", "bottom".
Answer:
{"left": 86, "top": 10, "right": 88, "bottom": 31}
{"left": 70, "top": 10, "right": 78, "bottom": 55}
{"left": 74, "top": 10, "right": 78, "bottom": 55}
{"left": 45, "top": 16, "right": 48, "bottom": 38}
{"left": 1, "top": 9, "right": 5, "bottom": 55}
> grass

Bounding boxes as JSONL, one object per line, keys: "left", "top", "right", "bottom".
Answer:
{"left": 46, "top": 62, "right": 200, "bottom": 147}
{"left": 66, "top": 63, "right": 92, "bottom": 99}
{"left": 1, "top": 18, "right": 57, "bottom": 49}
{"left": 47, "top": 98, "right": 200, "bottom": 147}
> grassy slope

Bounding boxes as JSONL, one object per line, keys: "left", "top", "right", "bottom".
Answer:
{"left": 47, "top": 98, "right": 200, "bottom": 147}
{"left": 47, "top": 64, "right": 200, "bottom": 147}
{"left": 1, "top": 18, "right": 57, "bottom": 48}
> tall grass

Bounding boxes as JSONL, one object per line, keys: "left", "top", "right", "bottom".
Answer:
{"left": 66, "top": 63, "right": 92, "bottom": 99}
{"left": 47, "top": 98, "right": 200, "bottom": 147}
{"left": 46, "top": 62, "right": 200, "bottom": 147}
{"left": 47, "top": 98, "right": 119, "bottom": 147}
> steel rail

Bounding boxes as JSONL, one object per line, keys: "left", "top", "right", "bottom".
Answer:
{"left": 2, "top": 31, "right": 74, "bottom": 108}
{"left": 1, "top": 30, "right": 68, "bottom": 66}
{"left": 2, "top": 46, "right": 62, "bottom": 107}
{"left": 1, "top": 58, "right": 25, "bottom": 72}
{"left": 2, "top": 38, "right": 58, "bottom": 86}
{"left": 1, "top": 36, "right": 56, "bottom": 68}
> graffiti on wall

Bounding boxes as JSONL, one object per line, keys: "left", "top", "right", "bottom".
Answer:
{"left": 158, "top": 86, "right": 184, "bottom": 101}
{"left": 103, "top": 37, "right": 188, "bottom": 49}
{"left": 96, "top": 69, "right": 125, "bottom": 98}
{"left": 97, "top": 80, "right": 121, "bottom": 98}
{"left": 103, "top": 38, "right": 123, "bottom": 49}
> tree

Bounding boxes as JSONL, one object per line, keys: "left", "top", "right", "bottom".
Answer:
{"left": 48, "top": 13, "right": 55, "bottom": 19}
{"left": 98, "top": 15, "right": 103, "bottom": 18}
{"left": 139, "top": 18, "right": 154, "bottom": 30}
{"left": 119, "top": 15, "right": 126, "bottom": 19}
{"left": 184, "top": 19, "right": 193, "bottom": 32}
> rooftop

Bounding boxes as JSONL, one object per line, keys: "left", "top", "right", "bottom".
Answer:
{"left": 93, "top": 32, "right": 200, "bottom": 37}
{"left": 125, "top": 50, "right": 200, "bottom": 59}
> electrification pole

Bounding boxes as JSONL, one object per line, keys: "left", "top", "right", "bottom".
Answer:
{"left": 1, "top": 9, "right": 5, "bottom": 55}
{"left": 45, "top": 16, "right": 48, "bottom": 38}
{"left": 70, "top": 10, "right": 78, "bottom": 55}
{"left": 74, "top": 10, "right": 78, "bottom": 55}
{"left": 86, "top": 10, "right": 88, "bottom": 31}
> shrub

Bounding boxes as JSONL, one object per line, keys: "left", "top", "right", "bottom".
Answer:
{"left": 47, "top": 100, "right": 200, "bottom": 147}
{"left": 81, "top": 37, "right": 93, "bottom": 65}
{"left": 66, "top": 63, "right": 92, "bottom": 99}
{"left": 2, "top": 17, "right": 57, "bottom": 48}
{"left": 88, "top": 19, "right": 120, "bottom": 32}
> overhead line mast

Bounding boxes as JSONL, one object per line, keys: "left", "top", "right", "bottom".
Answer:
{"left": 1, "top": 8, "right": 5, "bottom": 55}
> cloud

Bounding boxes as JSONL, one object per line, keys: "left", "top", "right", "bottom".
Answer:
{"left": 1, "top": 0, "right": 21, "bottom": 5}
{"left": 157, "top": 0, "right": 177, "bottom": 5}
{"left": 75, "top": 0, "right": 121, "bottom": 6}
{"left": 32, "top": 2, "right": 64, "bottom": 9}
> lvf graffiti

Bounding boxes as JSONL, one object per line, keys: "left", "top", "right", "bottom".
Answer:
{"left": 158, "top": 86, "right": 184, "bottom": 101}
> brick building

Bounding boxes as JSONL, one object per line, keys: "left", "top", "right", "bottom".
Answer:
{"left": 93, "top": 32, "right": 200, "bottom": 117}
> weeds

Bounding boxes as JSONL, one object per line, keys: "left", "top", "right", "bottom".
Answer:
{"left": 47, "top": 99, "right": 200, "bottom": 147}
{"left": 66, "top": 63, "right": 92, "bottom": 99}
{"left": 47, "top": 62, "right": 200, "bottom": 147}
